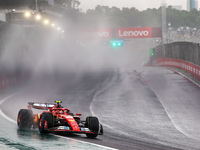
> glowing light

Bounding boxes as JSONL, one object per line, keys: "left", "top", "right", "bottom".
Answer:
{"left": 112, "top": 43, "right": 116, "bottom": 46}
{"left": 35, "top": 14, "right": 41, "bottom": 21}
{"left": 57, "top": 27, "right": 61, "bottom": 30}
{"left": 25, "top": 12, "right": 31, "bottom": 18}
{"left": 44, "top": 19, "right": 49, "bottom": 25}
{"left": 51, "top": 23, "right": 55, "bottom": 27}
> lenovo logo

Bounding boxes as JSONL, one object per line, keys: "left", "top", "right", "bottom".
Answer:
{"left": 78, "top": 27, "right": 160, "bottom": 39}
{"left": 118, "top": 30, "right": 149, "bottom": 37}
{"left": 79, "top": 29, "right": 112, "bottom": 39}
{"left": 116, "top": 27, "right": 152, "bottom": 38}
{"left": 83, "top": 32, "right": 109, "bottom": 38}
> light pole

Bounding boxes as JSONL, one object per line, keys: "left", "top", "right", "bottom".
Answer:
{"left": 35, "top": 0, "right": 38, "bottom": 11}
{"left": 161, "top": 0, "right": 167, "bottom": 59}
{"left": 161, "top": 0, "right": 167, "bottom": 44}
{"left": 168, "top": 22, "right": 171, "bottom": 43}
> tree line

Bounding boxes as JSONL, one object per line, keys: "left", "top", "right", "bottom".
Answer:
{"left": 63, "top": 4, "right": 200, "bottom": 30}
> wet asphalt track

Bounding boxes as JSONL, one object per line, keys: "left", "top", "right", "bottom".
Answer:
{"left": 1, "top": 45, "right": 200, "bottom": 149}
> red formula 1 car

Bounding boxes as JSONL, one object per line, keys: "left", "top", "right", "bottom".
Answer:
{"left": 17, "top": 101, "right": 103, "bottom": 138}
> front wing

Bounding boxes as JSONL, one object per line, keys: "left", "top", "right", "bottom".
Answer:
{"left": 47, "top": 126, "right": 103, "bottom": 135}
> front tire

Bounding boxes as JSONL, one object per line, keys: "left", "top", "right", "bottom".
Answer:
{"left": 39, "top": 113, "right": 53, "bottom": 133}
{"left": 17, "top": 109, "right": 33, "bottom": 129}
{"left": 86, "top": 116, "right": 100, "bottom": 138}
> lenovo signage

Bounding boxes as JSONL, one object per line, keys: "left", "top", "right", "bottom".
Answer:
{"left": 116, "top": 27, "right": 152, "bottom": 39}
{"left": 79, "top": 29, "right": 112, "bottom": 39}
{"left": 78, "top": 27, "right": 161, "bottom": 39}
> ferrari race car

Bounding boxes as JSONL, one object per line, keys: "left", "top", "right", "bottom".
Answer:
{"left": 17, "top": 101, "right": 103, "bottom": 138}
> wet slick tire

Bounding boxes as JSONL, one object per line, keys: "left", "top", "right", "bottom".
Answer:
{"left": 17, "top": 109, "right": 33, "bottom": 129}
{"left": 86, "top": 116, "right": 99, "bottom": 138}
{"left": 39, "top": 113, "right": 53, "bottom": 133}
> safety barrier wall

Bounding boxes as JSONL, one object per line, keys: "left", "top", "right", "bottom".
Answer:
{"left": 152, "top": 42, "right": 200, "bottom": 66}
{"left": 157, "top": 57, "right": 200, "bottom": 80}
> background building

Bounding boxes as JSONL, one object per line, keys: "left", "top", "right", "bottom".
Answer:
{"left": 195, "top": 0, "right": 199, "bottom": 9}
{"left": 172, "top": 5, "right": 182, "bottom": 10}
{"left": 187, "top": 0, "right": 198, "bottom": 11}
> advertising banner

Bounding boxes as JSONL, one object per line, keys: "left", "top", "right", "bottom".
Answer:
{"left": 79, "top": 27, "right": 162, "bottom": 39}
{"left": 116, "top": 27, "right": 152, "bottom": 39}
{"left": 79, "top": 29, "right": 113, "bottom": 39}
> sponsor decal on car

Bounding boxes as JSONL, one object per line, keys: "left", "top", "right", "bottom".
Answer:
{"left": 81, "top": 128, "right": 90, "bottom": 131}
{"left": 64, "top": 126, "right": 70, "bottom": 130}
{"left": 65, "top": 116, "right": 73, "bottom": 118}
{"left": 58, "top": 126, "right": 65, "bottom": 129}
{"left": 57, "top": 126, "right": 70, "bottom": 130}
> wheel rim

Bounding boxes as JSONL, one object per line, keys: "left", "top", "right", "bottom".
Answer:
{"left": 17, "top": 113, "right": 21, "bottom": 126}
{"left": 39, "top": 117, "right": 42, "bottom": 129}
{"left": 44, "top": 120, "right": 48, "bottom": 129}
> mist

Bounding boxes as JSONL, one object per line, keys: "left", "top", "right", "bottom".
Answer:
{"left": 0, "top": 22, "right": 156, "bottom": 85}
{"left": 0, "top": 12, "right": 155, "bottom": 124}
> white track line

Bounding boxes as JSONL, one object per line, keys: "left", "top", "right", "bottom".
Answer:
{"left": 0, "top": 93, "right": 19, "bottom": 105}
{"left": 53, "top": 134, "right": 118, "bottom": 150}
{"left": 0, "top": 109, "right": 15, "bottom": 124}
{"left": 0, "top": 93, "right": 117, "bottom": 150}
{"left": 0, "top": 93, "right": 19, "bottom": 124}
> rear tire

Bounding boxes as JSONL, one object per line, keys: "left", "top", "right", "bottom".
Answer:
{"left": 86, "top": 116, "right": 99, "bottom": 138}
{"left": 39, "top": 113, "right": 53, "bottom": 133}
{"left": 17, "top": 109, "right": 33, "bottom": 129}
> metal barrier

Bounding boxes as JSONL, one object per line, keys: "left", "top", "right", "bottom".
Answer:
{"left": 152, "top": 42, "right": 200, "bottom": 66}
{"left": 156, "top": 57, "right": 200, "bottom": 81}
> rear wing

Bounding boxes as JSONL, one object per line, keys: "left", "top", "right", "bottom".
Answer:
{"left": 28, "top": 102, "right": 55, "bottom": 110}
